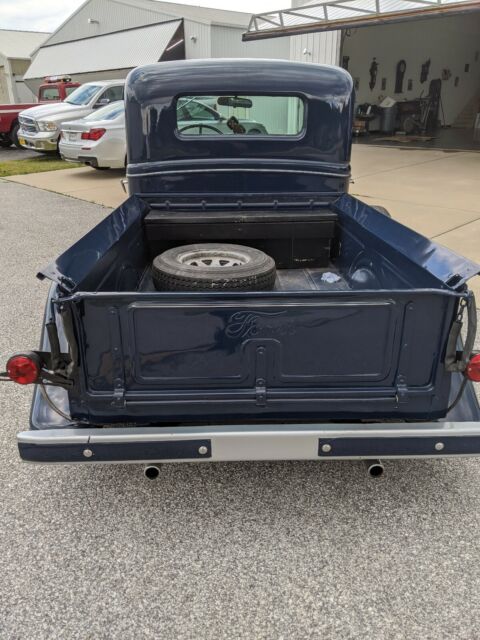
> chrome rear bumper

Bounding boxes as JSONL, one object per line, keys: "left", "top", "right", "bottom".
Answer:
{"left": 18, "top": 420, "right": 480, "bottom": 464}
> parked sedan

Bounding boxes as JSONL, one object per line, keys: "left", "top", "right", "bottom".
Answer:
{"left": 59, "top": 100, "right": 125, "bottom": 170}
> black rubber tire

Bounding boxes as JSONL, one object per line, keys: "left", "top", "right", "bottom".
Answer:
{"left": 372, "top": 205, "right": 392, "bottom": 218}
{"left": 152, "top": 243, "right": 276, "bottom": 291}
{"left": 11, "top": 124, "right": 22, "bottom": 149}
{"left": 0, "top": 139, "right": 11, "bottom": 148}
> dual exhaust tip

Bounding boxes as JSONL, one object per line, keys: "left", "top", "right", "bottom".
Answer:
{"left": 144, "top": 465, "right": 161, "bottom": 480}
{"left": 364, "top": 459, "right": 384, "bottom": 478}
{"left": 144, "top": 460, "right": 385, "bottom": 480}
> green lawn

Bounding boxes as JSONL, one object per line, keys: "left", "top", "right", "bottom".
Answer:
{"left": 0, "top": 155, "right": 82, "bottom": 178}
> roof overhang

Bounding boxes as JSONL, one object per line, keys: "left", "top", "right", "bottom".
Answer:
{"left": 243, "top": 0, "right": 480, "bottom": 40}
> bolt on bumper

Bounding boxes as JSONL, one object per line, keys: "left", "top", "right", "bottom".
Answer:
{"left": 17, "top": 420, "right": 480, "bottom": 465}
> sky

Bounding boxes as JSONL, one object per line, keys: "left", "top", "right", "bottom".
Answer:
{"left": 0, "top": 0, "right": 287, "bottom": 32}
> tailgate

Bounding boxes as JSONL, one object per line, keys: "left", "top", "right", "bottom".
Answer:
{"left": 66, "top": 289, "right": 454, "bottom": 423}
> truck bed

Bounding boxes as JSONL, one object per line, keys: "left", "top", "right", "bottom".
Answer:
{"left": 38, "top": 193, "right": 479, "bottom": 426}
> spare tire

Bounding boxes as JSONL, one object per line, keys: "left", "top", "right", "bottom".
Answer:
{"left": 152, "top": 243, "right": 276, "bottom": 291}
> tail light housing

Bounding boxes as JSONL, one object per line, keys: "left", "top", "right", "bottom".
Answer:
{"left": 466, "top": 354, "right": 480, "bottom": 382}
{"left": 6, "top": 353, "right": 41, "bottom": 385}
{"left": 81, "top": 128, "right": 106, "bottom": 141}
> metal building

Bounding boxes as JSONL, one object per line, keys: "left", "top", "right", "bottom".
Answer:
{"left": 0, "top": 29, "right": 50, "bottom": 103}
{"left": 23, "top": 0, "right": 291, "bottom": 94}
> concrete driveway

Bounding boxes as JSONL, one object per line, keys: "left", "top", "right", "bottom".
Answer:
{"left": 6, "top": 146, "right": 480, "bottom": 299}
{"left": 7, "top": 164, "right": 126, "bottom": 206}
{"left": 350, "top": 148, "right": 480, "bottom": 301}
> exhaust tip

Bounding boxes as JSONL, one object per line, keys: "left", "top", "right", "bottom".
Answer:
{"left": 364, "top": 460, "right": 384, "bottom": 478}
{"left": 144, "top": 465, "right": 161, "bottom": 480}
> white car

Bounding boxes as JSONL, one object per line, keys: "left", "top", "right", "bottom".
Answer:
{"left": 18, "top": 80, "right": 124, "bottom": 153}
{"left": 59, "top": 100, "right": 126, "bottom": 170}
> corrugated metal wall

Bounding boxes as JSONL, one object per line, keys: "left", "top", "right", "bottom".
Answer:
{"left": 289, "top": 31, "right": 341, "bottom": 65}
{"left": 25, "top": 20, "right": 181, "bottom": 79}
{"left": 211, "top": 26, "right": 290, "bottom": 60}
{"left": 184, "top": 20, "right": 211, "bottom": 59}
{"left": 46, "top": 0, "right": 179, "bottom": 46}
{"left": 0, "top": 64, "right": 10, "bottom": 103}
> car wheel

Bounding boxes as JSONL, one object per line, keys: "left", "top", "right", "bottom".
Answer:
{"left": 11, "top": 124, "right": 22, "bottom": 149}
{"left": 0, "top": 138, "right": 12, "bottom": 148}
{"left": 152, "top": 243, "right": 277, "bottom": 291}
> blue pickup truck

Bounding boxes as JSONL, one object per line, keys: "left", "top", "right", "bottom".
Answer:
{"left": 4, "top": 59, "right": 480, "bottom": 477}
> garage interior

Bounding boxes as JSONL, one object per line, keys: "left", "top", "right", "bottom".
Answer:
{"left": 342, "top": 11, "right": 480, "bottom": 151}
{"left": 245, "top": 0, "right": 480, "bottom": 152}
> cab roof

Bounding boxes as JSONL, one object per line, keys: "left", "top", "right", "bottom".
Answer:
{"left": 126, "top": 58, "right": 352, "bottom": 104}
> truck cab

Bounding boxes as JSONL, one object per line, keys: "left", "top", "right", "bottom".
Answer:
{"left": 17, "top": 79, "right": 124, "bottom": 153}
{"left": 3, "top": 59, "right": 480, "bottom": 472}
{"left": 37, "top": 76, "right": 80, "bottom": 103}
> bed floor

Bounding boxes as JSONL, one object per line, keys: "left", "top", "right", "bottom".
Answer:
{"left": 137, "top": 266, "right": 351, "bottom": 292}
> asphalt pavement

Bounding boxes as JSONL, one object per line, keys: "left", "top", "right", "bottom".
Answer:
{"left": 1, "top": 179, "right": 480, "bottom": 640}
{"left": 0, "top": 145, "right": 39, "bottom": 161}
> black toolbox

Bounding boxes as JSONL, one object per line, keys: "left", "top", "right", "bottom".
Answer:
{"left": 144, "top": 209, "right": 338, "bottom": 268}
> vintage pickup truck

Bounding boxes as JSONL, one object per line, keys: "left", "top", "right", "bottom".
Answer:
{"left": 3, "top": 59, "right": 480, "bottom": 477}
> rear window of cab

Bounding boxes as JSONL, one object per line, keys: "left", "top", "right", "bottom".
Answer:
{"left": 175, "top": 95, "right": 305, "bottom": 137}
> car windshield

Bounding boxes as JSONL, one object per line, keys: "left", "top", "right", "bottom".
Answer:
{"left": 177, "top": 98, "right": 219, "bottom": 122}
{"left": 65, "top": 84, "right": 101, "bottom": 106}
{"left": 84, "top": 100, "right": 124, "bottom": 121}
{"left": 176, "top": 94, "right": 305, "bottom": 136}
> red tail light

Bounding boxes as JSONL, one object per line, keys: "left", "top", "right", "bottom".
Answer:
{"left": 466, "top": 354, "right": 480, "bottom": 382}
{"left": 6, "top": 353, "right": 41, "bottom": 385}
{"left": 81, "top": 128, "right": 106, "bottom": 141}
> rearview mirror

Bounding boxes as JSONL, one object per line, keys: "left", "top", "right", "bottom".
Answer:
{"left": 217, "top": 96, "right": 253, "bottom": 109}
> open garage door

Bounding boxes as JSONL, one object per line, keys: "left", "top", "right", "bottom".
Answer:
{"left": 243, "top": 0, "right": 480, "bottom": 40}
{"left": 244, "top": 0, "right": 480, "bottom": 152}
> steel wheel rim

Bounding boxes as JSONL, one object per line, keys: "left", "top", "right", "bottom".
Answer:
{"left": 178, "top": 248, "right": 251, "bottom": 269}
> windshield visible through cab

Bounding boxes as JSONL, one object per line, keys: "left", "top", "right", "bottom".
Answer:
{"left": 65, "top": 84, "right": 101, "bottom": 106}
